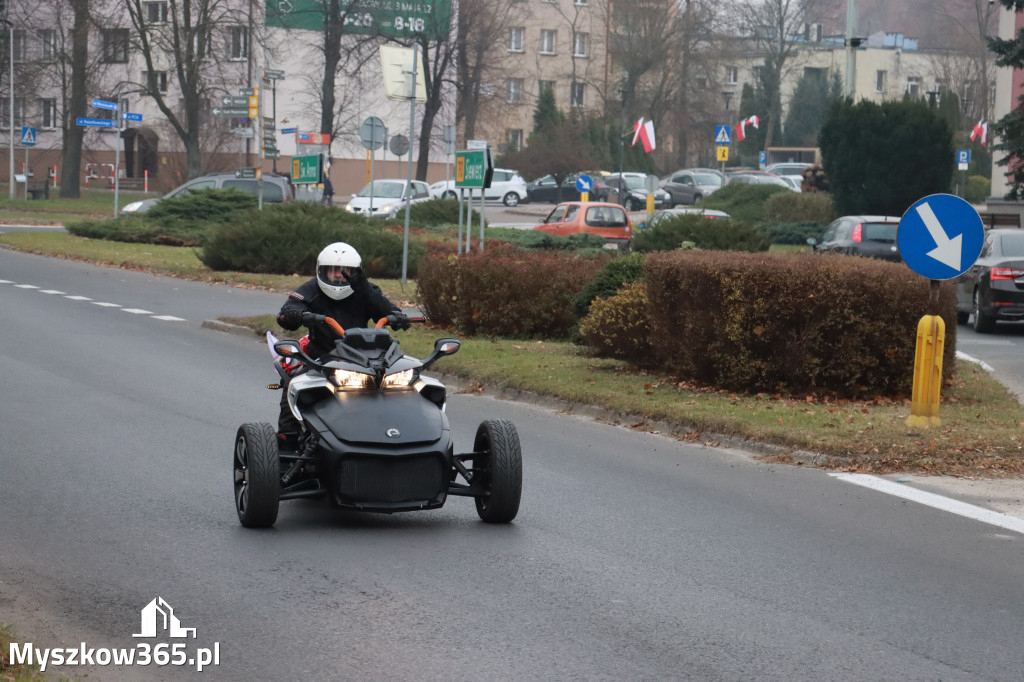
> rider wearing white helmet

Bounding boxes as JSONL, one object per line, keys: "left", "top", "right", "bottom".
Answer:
{"left": 275, "top": 242, "right": 410, "bottom": 445}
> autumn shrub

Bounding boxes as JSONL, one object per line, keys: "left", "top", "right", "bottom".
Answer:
{"left": 643, "top": 250, "right": 957, "bottom": 397}
{"left": 573, "top": 251, "right": 646, "bottom": 318}
{"left": 700, "top": 183, "right": 790, "bottom": 223}
{"left": 578, "top": 282, "right": 653, "bottom": 365}
{"left": 763, "top": 190, "right": 836, "bottom": 225}
{"left": 416, "top": 243, "right": 606, "bottom": 338}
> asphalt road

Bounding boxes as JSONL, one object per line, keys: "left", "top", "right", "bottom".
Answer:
{"left": 2, "top": 249, "right": 1024, "bottom": 680}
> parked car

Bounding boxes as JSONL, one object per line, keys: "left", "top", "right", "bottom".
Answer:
{"left": 525, "top": 171, "right": 610, "bottom": 204}
{"left": 954, "top": 228, "right": 1024, "bottom": 333}
{"left": 639, "top": 207, "right": 732, "bottom": 229}
{"left": 533, "top": 201, "right": 632, "bottom": 248}
{"left": 777, "top": 175, "right": 803, "bottom": 191}
{"left": 345, "top": 179, "right": 432, "bottom": 219}
{"left": 764, "top": 162, "right": 811, "bottom": 182}
{"left": 428, "top": 168, "right": 529, "bottom": 206}
{"left": 660, "top": 168, "right": 726, "bottom": 206}
{"left": 598, "top": 173, "right": 672, "bottom": 211}
{"left": 725, "top": 170, "right": 794, "bottom": 189}
{"left": 120, "top": 173, "right": 293, "bottom": 215}
{"left": 807, "top": 215, "right": 902, "bottom": 262}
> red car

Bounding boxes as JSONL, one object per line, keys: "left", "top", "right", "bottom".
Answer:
{"left": 533, "top": 202, "right": 632, "bottom": 247}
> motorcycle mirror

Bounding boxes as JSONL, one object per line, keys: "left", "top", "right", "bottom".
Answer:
{"left": 420, "top": 337, "right": 460, "bottom": 370}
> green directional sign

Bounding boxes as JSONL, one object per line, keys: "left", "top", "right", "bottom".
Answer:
{"left": 266, "top": 0, "right": 452, "bottom": 40}
{"left": 213, "top": 107, "right": 249, "bottom": 117}
{"left": 455, "top": 149, "right": 493, "bottom": 188}
{"left": 291, "top": 153, "right": 321, "bottom": 184}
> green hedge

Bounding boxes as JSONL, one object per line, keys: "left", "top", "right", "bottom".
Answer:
{"left": 700, "top": 183, "right": 791, "bottom": 223}
{"left": 632, "top": 214, "right": 771, "bottom": 253}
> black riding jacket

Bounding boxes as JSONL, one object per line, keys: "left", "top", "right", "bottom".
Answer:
{"left": 277, "top": 278, "right": 399, "bottom": 359}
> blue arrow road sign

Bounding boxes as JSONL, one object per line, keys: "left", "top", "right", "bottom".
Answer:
{"left": 77, "top": 117, "right": 116, "bottom": 128}
{"left": 715, "top": 125, "right": 731, "bottom": 145}
{"left": 897, "top": 193, "right": 984, "bottom": 280}
{"left": 122, "top": 112, "right": 143, "bottom": 122}
{"left": 91, "top": 98, "right": 118, "bottom": 111}
{"left": 20, "top": 127, "right": 36, "bottom": 146}
{"left": 575, "top": 174, "right": 593, "bottom": 193}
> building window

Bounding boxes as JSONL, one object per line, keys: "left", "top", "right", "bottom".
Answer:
{"left": 41, "top": 98, "right": 57, "bottom": 128}
{"left": 146, "top": 70, "right": 169, "bottom": 94}
{"left": 193, "top": 25, "right": 211, "bottom": 58}
{"left": 1, "top": 97, "right": 26, "bottom": 129}
{"left": 934, "top": 78, "right": 948, "bottom": 93}
{"left": 102, "top": 29, "right": 129, "bottom": 63}
{"left": 725, "top": 66, "right": 738, "bottom": 85}
{"left": 875, "top": 70, "right": 887, "bottom": 93}
{"left": 570, "top": 81, "right": 585, "bottom": 107}
{"left": 906, "top": 76, "right": 920, "bottom": 98}
{"left": 573, "top": 32, "right": 588, "bottom": 58}
{"left": 145, "top": 1, "right": 168, "bottom": 24}
{"left": 575, "top": 0, "right": 588, "bottom": 5}
{"left": 507, "top": 129, "right": 523, "bottom": 152}
{"left": 540, "top": 29, "right": 556, "bottom": 55}
{"left": 696, "top": 76, "right": 707, "bottom": 89}
{"left": 12, "top": 30, "right": 27, "bottom": 62}
{"left": 507, "top": 78, "right": 523, "bottom": 104}
{"left": 40, "top": 29, "right": 58, "bottom": 61}
{"left": 229, "top": 26, "right": 248, "bottom": 60}
{"left": 509, "top": 27, "right": 524, "bottom": 52}
{"left": 538, "top": 79, "right": 555, "bottom": 96}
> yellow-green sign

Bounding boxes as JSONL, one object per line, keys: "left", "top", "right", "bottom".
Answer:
{"left": 455, "top": 150, "right": 487, "bottom": 188}
{"left": 266, "top": 0, "right": 452, "bottom": 40}
{"left": 291, "top": 154, "right": 322, "bottom": 184}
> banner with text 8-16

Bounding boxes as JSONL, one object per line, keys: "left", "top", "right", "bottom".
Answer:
{"left": 265, "top": 0, "right": 452, "bottom": 40}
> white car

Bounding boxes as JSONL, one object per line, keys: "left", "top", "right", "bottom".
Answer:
{"left": 345, "top": 179, "right": 432, "bottom": 219}
{"left": 429, "top": 168, "right": 529, "bottom": 206}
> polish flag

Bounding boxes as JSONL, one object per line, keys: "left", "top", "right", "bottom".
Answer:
{"left": 735, "top": 115, "right": 760, "bottom": 142}
{"left": 631, "top": 117, "right": 656, "bottom": 153}
{"left": 970, "top": 119, "right": 988, "bottom": 146}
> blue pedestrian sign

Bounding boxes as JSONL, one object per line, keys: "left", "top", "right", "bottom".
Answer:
{"left": 20, "top": 126, "right": 36, "bottom": 146}
{"left": 91, "top": 98, "right": 118, "bottom": 111}
{"left": 575, "top": 174, "right": 594, "bottom": 193}
{"left": 714, "top": 126, "right": 731, "bottom": 145}
{"left": 897, "top": 193, "right": 984, "bottom": 280}
{"left": 77, "top": 117, "right": 116, "bottom": 128}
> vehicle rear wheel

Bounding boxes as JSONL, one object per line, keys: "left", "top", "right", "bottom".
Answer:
{"left": 233, "top": 422, "right": 280, "bottom": 528}
{"left": 956, "top": 311, "right": 970, "bottom": 325}
{"left": 442, "top": 190, "right": 457, "bottom": 200}
{"left": 503, "top": 192, "right": 520, "bottom": 207}
{"left": 624, "top": 197, "right": 636, "bottom": 211}
{"left": 472, "top": 419, "right": 522, "bottom": 523}
{"left": 973, "top": 289, "right": 996, "bottom": 333}
{"left": 693, "top": 194, "right": 703, "bottom": 204}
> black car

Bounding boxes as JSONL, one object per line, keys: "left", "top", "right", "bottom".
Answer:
{"left": 954, "top": 228, "right": 1024, "bottom": 332}
{"left": 526, "top": 174, "right": 583, "bottom": 203}
{"left": 598, "top": 173, "right": 672, "bottom": 211}
{"left": 807, "top": 215, "right": 902, "bottom": 262}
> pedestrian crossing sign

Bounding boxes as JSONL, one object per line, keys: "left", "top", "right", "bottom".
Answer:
{"left": 714, "top": 125, "right": 731, "bottom": 145}
{"left": 20, "top": 127, "right": 36, "bottom": 146}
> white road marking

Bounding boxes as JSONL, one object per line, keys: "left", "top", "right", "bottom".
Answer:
{"left": 829, "top": 473, "right": 1024, "bottom": 535}
{"left": 6, "top": 280, "right": 187, "bottom": 322}
{"left": 955, "top": 351, "right": 994, "bottom": 372}
{"left": 39, "top": 289, "right": 66, "bottom": 295}
{"left": 151, "top": 315, "right": 185, "bottom": 321}
{"left": 14, "top": 284, "right": 39, "bottom": 289}
{"left": 92, "top": 302, "right": 122, "bottom": 308}
{"left": 0, "top": 279, "right": 13, "bottom": 284}
{"left": 65, "top": 295, "right": 92, "bottom": 301}
{"left": 122, "top": 308, "right": 154, "bottom": 315}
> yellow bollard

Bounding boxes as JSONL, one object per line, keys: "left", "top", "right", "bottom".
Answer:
{"left": 906, "top": 314, "right": 945, "bottom": 427}
{"left": 581, "top": 191, "right": 589, "bottom": 202}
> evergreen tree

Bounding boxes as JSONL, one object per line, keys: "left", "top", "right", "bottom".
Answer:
{"left": 819, "top": 99, "right": 953, "bottom": 216}
{"left": 988, "top": 1, "right": 1024, "bottom": 199}
{"left": 784, "top": 70, "right": 841, "bottom": 147}
{"left": 532, "top": 84, "right": 564, "bottom": 138}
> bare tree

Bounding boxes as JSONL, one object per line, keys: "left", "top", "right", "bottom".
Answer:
{"left": 60, "top": 0, "right": 90, "bottom": 197}
{"left": 457, "top": 0, "right": 519, "bottom": 141}
{"left": 925, "top": 0, "right": 998, "bottom": 125}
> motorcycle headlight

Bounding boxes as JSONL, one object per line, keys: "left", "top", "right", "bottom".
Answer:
{"left": 331, "top": 369, "right": 373, "bottom": 389}
{"left": 382, "top": 369, "right": 417, "bottom": 388}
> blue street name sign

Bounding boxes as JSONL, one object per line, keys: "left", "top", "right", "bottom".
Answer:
{"left": 575, "top": 174, "right": 593, "bottom": 193}
{"left": 280, "top": 127, "right": 297, "bottom": 134}
{"left": 897, "top": 193, "right": 984, "bottom": 280}
{"left": 122, "top": 112, "right": 143, "bottom": 122}
{"left": 91, "top": 99, "right": 118, "bottom": 111}
{"left": 77, "top": 117, "right": 116, "bottom": 128}
{"left": 714, "top": 125, "right": 731, "bottom": 145}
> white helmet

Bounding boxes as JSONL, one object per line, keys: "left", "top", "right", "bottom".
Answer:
{"left": 316, "top": 242, "right": 362, "bottom": 300}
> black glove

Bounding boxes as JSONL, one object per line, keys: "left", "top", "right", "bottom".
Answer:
{"left": 278, "top": 308, "right": 303, "bottom": 329}
{"left": 389, "top": 311, "right": 411, "bottom": 331}
{"left": 344, "top": 267, "right": 369, "bottom": 294}
{"left": 300, "top": 311, "right": 326, "bottom": 326}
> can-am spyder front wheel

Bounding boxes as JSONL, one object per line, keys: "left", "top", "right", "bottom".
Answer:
{"left": 233, "top": 422, "right": 280, "bottom": 528}
{"left": 472, "top": 419, "right": 523, "bottom": 523}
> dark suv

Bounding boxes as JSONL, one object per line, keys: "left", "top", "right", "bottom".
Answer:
{"left": 807, "top": 215, "right": 902, "bottom": 262}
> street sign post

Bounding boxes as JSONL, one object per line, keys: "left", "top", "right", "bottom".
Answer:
{"left": 576, "top": 174, "right": 593, "bottom": 202}
{"left": 20, "top": 127, "right": 36, "bottom": 146}
{"left": 235, "top": 168, "right": 261, "bottom": 179}
{"left": 359, "top": 116, "right": 386, "bottom": 151}
{"left": 389, "top": 134, "right": 409, "bottom": 157}
{"left": 92, "top": 99, "right": 118, "bottom": 111}
{"left": 957, "top": 149, "right": 970, "bottom": 172}
{"left": 213, "top": 107, "right": 249, "bottom": 117}
{"left": 76, "top": 117, "right": 116, "bottom": 128}
{"left": 291, "top": 154, "right": 322, "bottom": 184}
{"left": 264, "top": 68, "right": 285, "bottom": 80}
{"left": 122, "top": 112, "right": 143, "bottom": 122}
{"left": 897, "top": 193, "right": 984, "bottom": 280}
{"left": 455, "top": 149, "right": 489, "bottom": 188}
{"left": 714, "top": 126, "right": 731, "bottom": 145}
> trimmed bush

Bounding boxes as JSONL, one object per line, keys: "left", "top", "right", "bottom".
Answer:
{"left": 146, "top": 188, "right": 257, "bottom": 227}
{"left": 573, "top": 251, "right": 646, "bottom": 318}
{"left": 758, "top": 222, "right": 825, "bottom": 246}
{"left": 763, "top": 191, "right": 836, "bottom": 224}
{"left": 198, "top": 202, "right": 423, "bottom": 278}
{"left": 406, "top": 198, "right": 484, "bottom": 227}
{"left": 964, "top": 175, "right": 991, "bottom": 205}
{"left": 700, "top": 183, "right": 791, "bottom": 223}
{"left": 416, "top": 243, "right": 605, "bottom": 338}
{"left": 632, "top": 214, "right": 771, "bottom": 253}
{"left": 643, "top": 250, "right": 957, "bottom": 397}
{"left": 486, "top": 227, "right": 610, "bottom": 254}
{"left": 578, "top": 282, "right": 653, "bottom": 365}
{"left": 65, "top": 215, "right": 207, "bottom": 246}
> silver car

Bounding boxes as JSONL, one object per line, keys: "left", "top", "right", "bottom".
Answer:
{"left": 120, "top": 173, "right": 293, "bottom": 215}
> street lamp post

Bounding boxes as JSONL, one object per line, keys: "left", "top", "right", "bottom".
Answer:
{"left": 3, "top": 18, "right": 13, "bottom": 200}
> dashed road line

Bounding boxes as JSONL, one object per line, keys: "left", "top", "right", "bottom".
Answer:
{"left": 2, "top": 280, "right": 185, "bottom": 323}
